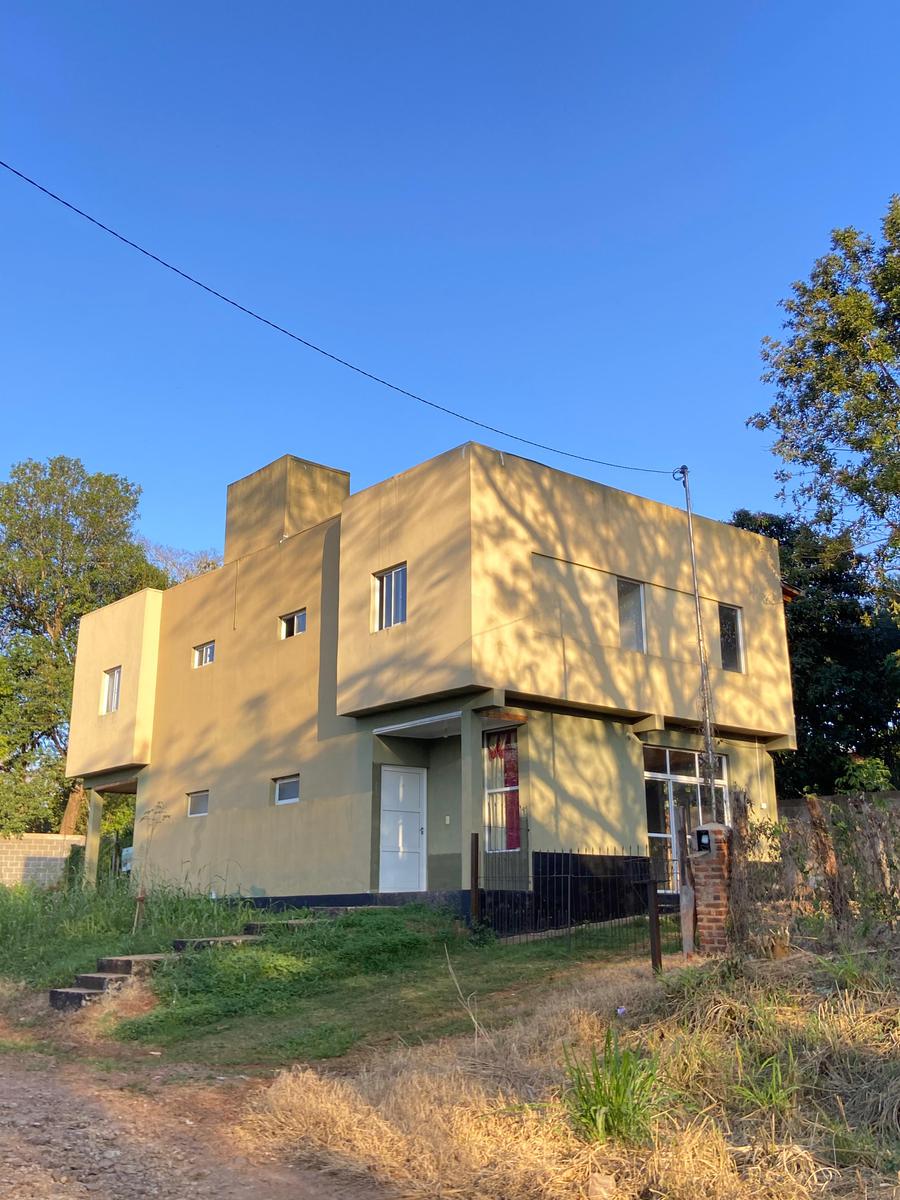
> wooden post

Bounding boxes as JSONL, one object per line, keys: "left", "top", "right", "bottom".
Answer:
{"left": 647, "top": 878, "right": 663, "bottom": 972}
{"left": 470, "top": 831, "right": 481, "bottom": 924}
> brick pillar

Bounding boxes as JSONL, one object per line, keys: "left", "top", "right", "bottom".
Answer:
{"left": 689, "top": 823, "right": 731, "bottom": 955}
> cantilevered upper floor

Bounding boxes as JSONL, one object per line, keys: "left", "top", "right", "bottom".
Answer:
{"left": 66, "top": 443, "right": 796, "bottom": 783}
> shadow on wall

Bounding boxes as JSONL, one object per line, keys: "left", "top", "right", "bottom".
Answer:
{"left": 132, "top": 444, "right": 790, "bottom": 892}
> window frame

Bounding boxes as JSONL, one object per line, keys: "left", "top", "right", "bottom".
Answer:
{"left": 274, "top": 774, "right": 301, "bottom": 805}
{"left": 375, "top": 563, "right": 408, "bottom": 631}
{"left": 483, "top": 727, "right": 522, "bottom": 853}
{"left": 642, "top": 746, "right": 729, "bottom": 890}
{"left": 280, "top": 609, "right": 307, "bottom": 639}
{"left": 102, "top": 665, "right": 122, "bottom": 714}
{"left": 187, "top": 790, "right": 209, "bottom": 818}
{"left": 718, "top": 603, "right": 744, "bottom": 673}
{"left": 616, "top": 576, "right": 646, "bottom": 653}
{"left": 192, "top": 640, "right": 216, "bottom": 668}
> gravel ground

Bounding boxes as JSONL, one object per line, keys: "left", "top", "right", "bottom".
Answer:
{"left": 0, "top": 1053, "right": 377, "bottom": 1200}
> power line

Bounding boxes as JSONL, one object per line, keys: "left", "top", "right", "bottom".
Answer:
{"left": 0, "top": 158, "right": 673, "bottom": 477}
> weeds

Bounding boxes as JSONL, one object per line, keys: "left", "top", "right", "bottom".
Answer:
{"left": 563, "top": 1028, "right": 662, "bottom": 1144}
{"left": 0, "top": 878, "right": 259, "bottom": 988}
{"left": 733, "top": 1044, "right": 801, "bottom": 1118}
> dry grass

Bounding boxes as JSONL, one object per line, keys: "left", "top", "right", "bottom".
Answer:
{"left": 241, "top": 953, "right": 900, "bottom": 1200}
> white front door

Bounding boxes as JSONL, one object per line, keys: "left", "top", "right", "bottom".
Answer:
{"left": 379, "top": 766, "right": 426, "bottom": 892}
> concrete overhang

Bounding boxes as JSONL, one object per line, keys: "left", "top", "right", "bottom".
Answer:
{"left": 82, "top": 766, "right": 146, "bottom": 794}
{"left": 374, "top": 712, "right": 463, "bottom": 740}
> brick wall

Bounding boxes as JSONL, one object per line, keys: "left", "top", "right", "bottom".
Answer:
{"left": 0, "top": 834, "right": 85, "bottom": 887}
{"left": 690, "top": 824, "right": 731, "bottom": 955}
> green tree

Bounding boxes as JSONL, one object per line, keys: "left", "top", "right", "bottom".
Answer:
{"left": 751, "top": 196, "right": 900, "bottom": 580}
{"left": 0, "top": 457, "right": 168, "bottom": 833}
{"left": 732, "top": 510, "right": 900, "bottom": 797}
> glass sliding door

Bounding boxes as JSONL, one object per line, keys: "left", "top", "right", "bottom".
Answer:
{"left": 642, "top": 746, "right": 729, "bottom": 891}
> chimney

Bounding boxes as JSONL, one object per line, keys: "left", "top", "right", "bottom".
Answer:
{"left": 223, "top": 456, "right": 350, "bottom": 562}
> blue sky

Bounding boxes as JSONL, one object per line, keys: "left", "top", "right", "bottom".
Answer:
{"left": 2, "top": 2, "right": 898, "bottom": 553}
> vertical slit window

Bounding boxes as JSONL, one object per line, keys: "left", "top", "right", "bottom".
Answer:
{"left": 103, "top": 666, "right": 121, "bottom": 714}
{"left": 617, "top": 578, "right": 645, "bottom": 652}
{"left": 483, "top": 729, "right": 521, "bottom": 852}
{"left": 718, "top": 604, "right": 743, "bottom": 672}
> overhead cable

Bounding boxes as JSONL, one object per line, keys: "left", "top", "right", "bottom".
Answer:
{"left": 0, "top": 158, "right": 673, "bottom": 476}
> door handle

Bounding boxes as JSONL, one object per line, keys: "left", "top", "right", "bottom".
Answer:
{"left": 420, "top": 827, "right": 424, "bottom": 836}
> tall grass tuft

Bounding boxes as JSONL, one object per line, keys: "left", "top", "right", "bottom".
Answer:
{"left": 563, "top": 1028, "right": 662, "bottom": 1144}
{"left": 733, "top": 1043, "right": 801, "bottom": 1118}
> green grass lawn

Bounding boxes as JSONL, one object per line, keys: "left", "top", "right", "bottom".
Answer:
{"left": 113, "top": 908, "right": 677, "bottom": 1063}
{"left": 119, "top": 928, "right": 633, "bottom": 1063}
{"left": 0, "top": 881, "right": 672, "bottom": 1069}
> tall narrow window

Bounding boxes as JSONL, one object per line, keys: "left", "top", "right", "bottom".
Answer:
{"left": 617, "top": 578, "right": 645, "bottom": 652}
{"left": 718, "top": 604, "right": 743, "bottom": 672}
{"left": 103, "top": 666, "right": 121, "bottom": 714}
{"left": 483, "top": 729, "right": 521, "bottom": 852}
{"left": 193, "top": 640, "right": 215, "bottom": 668}
{"left": 187, "top": 790, "right": 209, "bottom": 817}
{"left": 376, "top": 563, "right": 407, "bottom": 630}
{"left": 280, "top": 609, "right": 307, "bottom": 638}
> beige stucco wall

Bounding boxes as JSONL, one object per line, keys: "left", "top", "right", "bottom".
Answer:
{"left": 134, "top": 517, "right": 374, "bottom": 896}
{"left": 66, "top": 589, "right": 163, "bottom": 778}
{"left": 467, "top": 445, "right": 796, "bottom": 742}
{"left": 336, "top": 447, "right": 475, "bottom": 716}
{"left": 68, "top": 442, "right": 791, "bottom": 899}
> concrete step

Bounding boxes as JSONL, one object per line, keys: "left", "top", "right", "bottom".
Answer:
{"left": 74, "top": 972, "right": 130, "bottom": 992}
{"left": 49, "top": 987, "right": 102, "bottom": 1012}
{"left": 171, "top": 934, "right": 263, "bottom": 952}
{"left": 242, "top": 918, "right": 314, "bottom": 935}
{"left": 242, "top": 906, "right": 396, "bottom": 934}
{"left": 310, "top": 905, "right": 395, "bottom": 916}
{"left": 96, "top": 953, "right": 175, "bottom": 976}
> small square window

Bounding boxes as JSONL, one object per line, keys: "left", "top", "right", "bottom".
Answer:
{"left": 193, "top": 641, "right": 215, "bottom": 668}
{"left": 376, "top": 563, "right": 407, "bottom": 630}
{"left": 280, "top": 609, "right": 307, "bottom": 639}
{"left": 617, "top": 578, "right": 645, "bottom": 652}
{"left": 187, "top": 790, "right": 209, "bottom": 817}
{"left": 102, "top": 666, "right": 121, "bottom": 714}
{"left": 274, "top": 774, "right": 300, "bottom": 805}
{"left": 718, "top": 604, "right": 744, "bottom": 672}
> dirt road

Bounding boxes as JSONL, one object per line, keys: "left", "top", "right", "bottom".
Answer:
{"left": 0, "top": 1051, "right": 375, "bottom": 1200}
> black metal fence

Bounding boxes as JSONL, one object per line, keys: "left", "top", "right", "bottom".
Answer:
{"left": 470, "top": 824, "right": 680, "bottom": 966}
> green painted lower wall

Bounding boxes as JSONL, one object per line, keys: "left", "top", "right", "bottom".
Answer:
{"left": 130, "top": 691, "right": 778, "bottom": 897}
{"left": 524, "top": 711, "right": 646, "bottom": 852}
{"left": 520, "top": 710, "right": 777, "bottom": 855}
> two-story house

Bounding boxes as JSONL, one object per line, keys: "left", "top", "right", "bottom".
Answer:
{"left": 66, "top": 443, "right": 795, "bottom": 902}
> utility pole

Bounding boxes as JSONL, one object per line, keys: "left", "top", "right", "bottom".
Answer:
{"left": 673, "top": 466, "right": 723, "bottom": 824}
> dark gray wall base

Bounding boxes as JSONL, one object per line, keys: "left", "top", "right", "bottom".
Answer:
{"left": 247, "top": 889, "right": 470, "bottom": 917}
